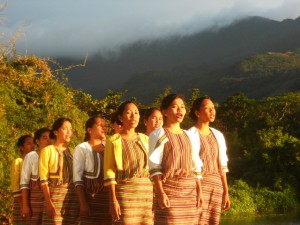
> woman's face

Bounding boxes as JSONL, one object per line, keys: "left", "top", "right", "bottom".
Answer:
{"left": 163, "top": 97, "right": 186, "bottom": 124}
{"left": 145, "top": 110, "right": 163, "bottom": 134}
{"left": 89, "top": 118, "right": 107, "bottom": 140}
{"left": 196, "top": 99, "right": 216, "bottom": 123}
{"left": 36, "top": 131, "right": 52, "bottom": 150}
{"left": 119, "top": 103, "right": 140, "bottom": 129}
{"left": 54, "top": 120, "right": 73, "bottom": 144}
{"left": 20, "top": 137, "right": 35, "bottom": 155}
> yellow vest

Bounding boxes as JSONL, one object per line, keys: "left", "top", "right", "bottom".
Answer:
{"left": 103, "top": 133, "right": 149, "bottom": 186}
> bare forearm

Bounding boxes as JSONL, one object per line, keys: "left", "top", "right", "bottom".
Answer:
{"left": 152, "top": 175, "right": 164, "bottom": 194}
{"left": 221, "top": 172, "right": 231, "bottom": 210}
{"left": 196, "top": 179, "right": 203, "bottom": 195}
{"left": 75, "top": 185, "right": 88, "bottom": 205}
{"left": 221, "top": 172, "right": 229, "bottom": 194}
{"left": 21, "top": 189, "right": 29, "bottom": 206}
{"left": 41, "top": 185, "right": 52, "bottom": 204}
{"left": 108, "top": 184, "right": 117, "bottom": 202}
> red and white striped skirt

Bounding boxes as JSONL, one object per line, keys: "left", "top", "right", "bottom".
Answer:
{"left": 154, "top": 176, "right": 199, "bottom": 225}
{"left": 42, "top": 184, "right": 79, "bottom": 225}
{"left": 115, "top": 177, "right": 153, "bottom": 225}
{"left": 198, "top": 174, "right": 223, "bottom": 225}
{"left": 26, "top": 180, "right": 44, "bottom": 225}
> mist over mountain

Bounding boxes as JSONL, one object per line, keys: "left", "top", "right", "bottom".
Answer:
{"left": 60, "top": 15, "right": 300, "bottom": 103}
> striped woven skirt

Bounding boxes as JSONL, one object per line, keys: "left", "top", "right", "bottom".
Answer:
{"left": 80, "top": 186, "right": 112, "bottom": 225}
{"left": 153, "top": 176, "right": 198, "bottom": 225}
{"left": 42, "top": 184, "right": 79, "bottom": 225}
{"left": 12, "top": 198, "right": 26, "bottom": 225}
{"left": 198, "top": 174, "right": 223, "bottom": 225}
{"left": 115, "top": 177, "right": 153, "bottom": 225}
{"left": 25, "top": 180, "right": 44, "bottom": 225}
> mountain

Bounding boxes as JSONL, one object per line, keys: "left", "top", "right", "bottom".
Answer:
{"left": 59, "top": 16, "right": 300, "bottom": 103}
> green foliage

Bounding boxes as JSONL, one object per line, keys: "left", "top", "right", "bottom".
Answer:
{"left": 257, "top": 126, "right": 298, "bottom": 149}
{"left": 74, "top": 89, "right": 127, "bottom": 118}
{"left": 223, "top": 180, "right": 256, "bottom": 216}
{"left": 0, "top": 55, "right": 88, "bottom": 220}
{"left": 0, "top": 92, "right": 14, "bottom": 220}
{"left": 239, "top": 51, "right": 300, "bottom": 77}
{"left": 217, "top": 91, "right": 300, "bottom": 213}
{"left": 0, "top": 55, "right": 88, "bottom": 145}
{"left": 254, "top": 187, "right": 297, "bottom": 214}
{"left": 223, "top": 180, "right": 297, "bottom": 216}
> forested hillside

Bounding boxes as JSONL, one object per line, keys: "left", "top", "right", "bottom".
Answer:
{"left": 1, "top": 51, "right": 299, "bottom": 222}
{"left": 219, "top": 50, "right": 300, "bottom": 99}
{"left": 60, "top": 16, "right": 300, "bottom": 102}
{"left": 120, "top": 49, "right": 300, "bottom": 103}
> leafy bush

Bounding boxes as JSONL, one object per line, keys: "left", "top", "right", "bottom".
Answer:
{"left": 0, "top": 55, "right": 90, "bottom": 221}
{"left": 254, "top": 187, "right": 297, "bottom": 214}
{"left": 222, "top": 180, "right": 297, "bottom": 216}
{"left": 222, "top": 180, "right": 256, "bottom": 216}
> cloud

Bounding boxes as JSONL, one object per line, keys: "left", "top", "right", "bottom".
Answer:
{"left": 2, "top": 0, "right": 300, "bottom": 59}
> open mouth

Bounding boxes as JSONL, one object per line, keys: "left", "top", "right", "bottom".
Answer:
{"left": 176, "top": 113, "right": 183, "bottom": 119}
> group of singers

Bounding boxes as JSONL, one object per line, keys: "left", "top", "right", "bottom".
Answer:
{"left": 10, "top": 94, "right": 230, "bottom": 225}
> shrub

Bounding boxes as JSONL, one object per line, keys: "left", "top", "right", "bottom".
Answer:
{"left": 222, "top": 180, "right": 256, "bottom": 216}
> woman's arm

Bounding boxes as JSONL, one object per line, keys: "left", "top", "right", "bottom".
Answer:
{"left": 221, "top": 172, "right": 230, "bottom": 210}
{"left": 152, "top": 175, "right": 170, "bottom": 209}
{"left": 104, "top": 137, "right": 120, "bottom": 220}
{"left": 73, "top": 145, "right": 90, "bottom": 216}
{"left": 75, "top": 185, "right": 90, "bottom": 216}
{"left": 217, "top": 130, "right": 230, "bottom": 210}
{"left": 21, "top": 189, "right": 31, "bottom": 217}
{"left": 196, "top": 178, "right": 203, "bottom": 208}
{"left": 41, "top": 184, "right": 57, "bottom": 217}
{"left": 20, "top": 154, "right": 33, "bottom": 217}
{"left": 39, "top": 147, "right": 56, "bottom": 217}
{"left": 108, "top": 184, "right": 121, "bottom": 221}
{"left": 103, "top": 138, "right": 117, "bottom": 186}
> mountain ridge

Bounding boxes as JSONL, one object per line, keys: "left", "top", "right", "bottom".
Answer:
{"left": 59, "top": 15, "right": 300, "bottom": 103}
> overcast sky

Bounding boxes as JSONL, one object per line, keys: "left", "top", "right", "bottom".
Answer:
{"left": 2, "top": 0, "right": 300, "bottom": 59}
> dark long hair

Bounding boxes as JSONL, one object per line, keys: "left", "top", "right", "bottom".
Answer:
{"left": 160, "top": 94, "right": 184, "bottom": 120}
{"left": 117, "top": 100, "right": 138, "bottom": 125}
{"left": 110, "top": 111, "right": 122, "bottom": 125}
{"left": 144, "top": 108, "right": 161, "bottom": 121}
{"left": 34, "top": 127, "right": 51, "bottom": 145}
{"left": 17, "top": 135, "right": 32, "bottom": 153}
{"left": 189, "top": 96, "right": 211, "bottom": 122}
{"left": 84, "top": 114, "right": 103, "bottom": 141}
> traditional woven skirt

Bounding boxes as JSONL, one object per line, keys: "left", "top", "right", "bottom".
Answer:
{"left": 25, "top": 180, "right": 44, "bottom": 225}
{"left": 80, "top": 185, "right": 112, "bottom": 225}
{"left": 153, "top": 176, "right": 198, "bottom": 225}
{"left": 114, "top": 177, "right": 153, "bottom": 225}
{"left": 198, "top": 174, "right": 223, "bottom": 225}
{"left": 12, "top": 199, "right": 26, "bottom": 225}
{"left": 42, "top": 183, "right": 79, "bottom": 225}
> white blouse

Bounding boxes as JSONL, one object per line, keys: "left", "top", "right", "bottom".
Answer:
{"left": 188, "top": 126, "right": 229, "bottom": 172}
{"left": 20, "top": 151, "right": 40, "bottom": 189}
{"left": 73, "top": 142, "right": 104, "bottom": 187}
{"left": 148, "top": 128, "right": 203, "bottom": 179}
